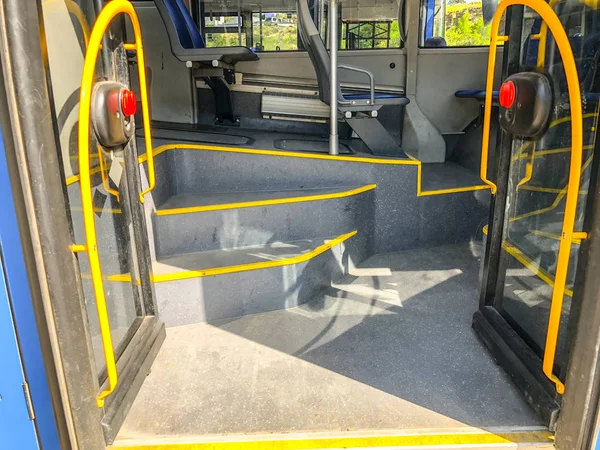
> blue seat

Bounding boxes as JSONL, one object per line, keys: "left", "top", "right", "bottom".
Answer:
{"left": 155, "top": 0, "right": 258, "bottom": 66}
{"left": 296, "top": 0, "right": 408, "bottom": 108}
{"left": 343, "top": 92, "right": 410, "bottom": 103}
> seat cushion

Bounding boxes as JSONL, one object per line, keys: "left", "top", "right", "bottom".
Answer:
{"left": 455, "top": 90, "right": 499, "bottom": 102}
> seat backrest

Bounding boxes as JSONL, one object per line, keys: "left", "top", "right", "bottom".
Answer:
{"left": 155, "top": 0, "right": 204, "bottom": 52}
{"left": 174, "top": 0, "right": 205, "bottom": 48}
{"left": 296, "top": 0, "right": 332, "bottom": 103}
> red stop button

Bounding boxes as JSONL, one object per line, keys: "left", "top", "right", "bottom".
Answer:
{"left": 121, "top": 89, "right": 137, "bottom": 116}
{"left": 499, "top": 81, "right": 516, "bottom": 108}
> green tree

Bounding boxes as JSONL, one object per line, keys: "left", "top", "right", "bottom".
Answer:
{"left": 445, "top": 12, "right": 491, "bottom": 46}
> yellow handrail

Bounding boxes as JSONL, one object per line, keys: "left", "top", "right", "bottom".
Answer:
{"left": 533, "top": 0, "right": 560, "bottom": 71}
{"left": 483, "top": 0, "right": 583, "bottom": 395}
{"left": 42, "top": 0, "right": 91, "bottom": 47}
{"left": 98, "top": 147, "right": 120, "bottom": 202}
{"left": 480, "top": 34, "right": 508, "bottom": 194}
{"left": 78, "top": 0, "right": 153, "bottom": 408}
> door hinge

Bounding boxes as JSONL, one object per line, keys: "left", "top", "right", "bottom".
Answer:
{"left": 22, "top": 382, "right": 35, "bottom": 420}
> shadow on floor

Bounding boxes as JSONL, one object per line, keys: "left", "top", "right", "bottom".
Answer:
{"left": 211, "top": 242, "right": 541, "bottom": 429}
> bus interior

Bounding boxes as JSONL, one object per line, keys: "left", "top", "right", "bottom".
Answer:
{"left": 3, "top": 0, "right": 600, "bottom": 447}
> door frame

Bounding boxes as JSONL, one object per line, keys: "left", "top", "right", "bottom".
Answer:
{"left": 474, "top": 0, "right": 600, "bottom": 443}
{"left": 0, "top": 122, "right": 62, "bottom": 450}
{"left": 0, "top": 0, "right": 165, "bottom": 447}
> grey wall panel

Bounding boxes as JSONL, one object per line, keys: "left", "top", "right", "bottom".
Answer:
{"left": 237, "top": 50, "right": 406, "bottom": 88}
{"left": 131, "top": 2, "right": 195, "bottom": 124}
{"left": 416, "top": 48, "right": 503, "bottom": 133}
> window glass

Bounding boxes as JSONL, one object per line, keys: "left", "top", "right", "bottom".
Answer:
{"left": 422, "top": 0, "right": 504, "bottom": 47}
{"left": 341, "top": 20, "right": 402, "bottom": 49}
{"left": 252, "top": 12, "right": 299, "bottom": 51}
{"left": 204, "top": 15, "right": 247, "bottom": 47}
{"left": 190, "top": 0, "right": 402, "bottom": 52}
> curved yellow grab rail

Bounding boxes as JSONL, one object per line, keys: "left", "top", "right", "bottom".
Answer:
{"left": 479, "top": 33, "right": 509, "bottom": 194}
{"left": 66, "top": 0, "right": 91, "bottom": 47}
{"left": 78, "top": 0, "right": 153, "bottom": 408}
{"left": 42, "top": 0, "right": 91, "bottom": 47}
{"left": 483, "top": 0, "right": 583, "bottom": 394}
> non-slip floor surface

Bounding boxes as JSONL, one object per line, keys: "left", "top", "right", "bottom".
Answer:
{"left": 153, "top": 237, "right": 331, "bottom": 275}
{"left": 143, "top": 122, "right": 408, "bottom": 159}
{"left": 118, "top": 242, "right": 542, "bottom": 440}
{"left": 157, "top": 187, "right": 364, "bottom": 211}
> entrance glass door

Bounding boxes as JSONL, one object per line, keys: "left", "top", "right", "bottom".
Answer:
{"left": 475, "top": 0, "right": 600, "bottom": 430}
{"left": 39, "top": 0, "right": 164, "bottom": 443}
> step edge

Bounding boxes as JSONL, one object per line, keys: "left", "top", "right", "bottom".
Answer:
{"left": 105, "top": 231, "right": 357, "bottom": 284}
{"left": 156, "top": 185, "right": 377, "bottom": 216}
{"left": 110, "top": 426, "right": 552, "bottom": 449}
{"left": 138, "top": 143, "right": 420, "bottom": 166}
{"left": 151, "top": 230, "right": 356, "bottom": 282}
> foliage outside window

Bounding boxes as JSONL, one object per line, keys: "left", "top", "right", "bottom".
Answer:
{"left": 206, "top": 32, "right": 247, "bottom": 47}
{"left": 195, "top": 0, "right": 401, "bottom": 51}
{"left": 252, "top": 12, "right": 299, "bottom": 51}
{"left": 204, "top": 15, "right": 247, "bottom": 47}
{"left": 424, "top": 0, "right": 504, "bottom": 47}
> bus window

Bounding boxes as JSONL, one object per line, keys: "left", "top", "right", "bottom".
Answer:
{"left": 189, "top": 0, "right": 403, "bottom": 52}
{"left": 204, "top": 15, "right": 247, "bottom": 47}
{"left": 341, "top": 21, "right": 402, "bottom": 49}
{"left": 252, "top": 12, "right": 299, "bottom": 51}
{"left": 422, "top": 0, "right": 504, "bottom": 47}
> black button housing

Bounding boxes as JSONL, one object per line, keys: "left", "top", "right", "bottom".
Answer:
{"left": 499, "top": 72, "right": 553, "bottom": 139}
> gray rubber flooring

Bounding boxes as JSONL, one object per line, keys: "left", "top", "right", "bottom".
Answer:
{"left": 142, "top": 122, "right": 410, "bottom": 159}
{"left": 157, "top": 186, "right": 363, "bottom": 211}
{"left": 144, "top": 124, "right": 359, "bottom": 155}
{"left": 420, "top": 161, "right": 487, "bottom": 192}
{"left": 118, "top": 242, "right": 542, "bottom": 440}
{"left": 154, "top": 237, "right": 329, "bottom": 275}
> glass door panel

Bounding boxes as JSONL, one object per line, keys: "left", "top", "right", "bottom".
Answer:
{"left": 493, "top": 4, "right": 598, "bottom": 380}
{"left": 475, "top": 1, "right": 600, "bottom": 428}
{"left": 41, "top": 0, "right": 146, "bottom": 377}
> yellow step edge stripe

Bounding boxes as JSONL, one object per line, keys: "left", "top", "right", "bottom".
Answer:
{"left": 418, "top": 184, "right": 490, "bottom": 196}
{"left": 109, "top": 429, "right": 553, "bottom": 449}
{"left": 146, "top": 144, "right": 488, "bottom": 196}
{"left": 138, "top": 143, "right": 421, "bottom": 166}
{"left": 108, "top": 230, "right": 357, "bottom": 284}
{"left": 482, "top": 225, "right": 573, "bottom": 297}
{"left": 70, "top": 143, "right": 490, "bottom": 197}
{"left": 156, "top": 185, "right": 377, "bottom": 216}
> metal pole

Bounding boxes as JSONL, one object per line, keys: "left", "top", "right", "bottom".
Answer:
{"left": 237, "top": 0, "right": 242, "bottom": 45}
{"left": 319, "top": 0, "right": 325, "bottom": 37}
{"left": 259, "top": 5, "right": 263, "bottom": 47}
{"left": 329, "top": 0, "right": 339, "bottom": 155}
